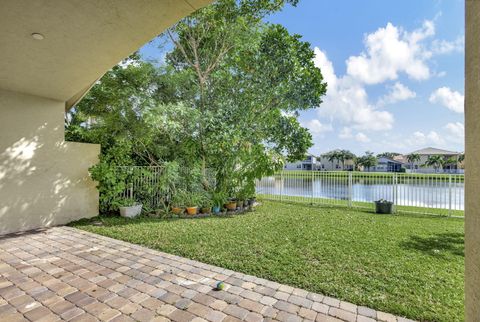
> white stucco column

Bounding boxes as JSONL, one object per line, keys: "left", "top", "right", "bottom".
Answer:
{"left": 465, "top": 1, "right": 480, "bottom": 321}
{"left": 0, "top": 89, "right": 100, "bottom": 234}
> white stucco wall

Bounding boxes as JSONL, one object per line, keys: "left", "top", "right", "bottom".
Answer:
{"left": 0, "top": 89, "right": 100, "bottom": 234}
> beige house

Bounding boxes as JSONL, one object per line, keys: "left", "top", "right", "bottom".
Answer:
{"left": 401, "top": 147, "right": 463, "bottom": 174}
{"left": 0, "top": 1, "right": 479, "bottom": 320}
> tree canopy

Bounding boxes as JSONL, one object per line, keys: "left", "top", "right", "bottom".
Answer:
{"left": 357, "top": 151, "right": 378, "bottom": 171}
{"left": 65, "top": 0, "right": 327, "bottom": 210}
{"left": 377, "top": 152, "right": 401, "bottom": 159}
{"left": 424, "top": 155, "right": 445, "bottom": 172}
{"left": 322, "top": 150, "right": 356, "bottom": 170}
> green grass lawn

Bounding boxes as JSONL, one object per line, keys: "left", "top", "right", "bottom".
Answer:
{"left": 71, "top": 201, "right": 464, "bottom": 321}
{"left": 257, "top": 194, "right": 465, "bottom": 217}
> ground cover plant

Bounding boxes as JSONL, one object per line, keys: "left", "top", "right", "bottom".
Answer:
{"left": 72, "top": 200, "right": 464, "bottom": 321}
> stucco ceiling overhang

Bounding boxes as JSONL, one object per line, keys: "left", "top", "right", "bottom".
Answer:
{"left": 0, "top": 0, "right": 212, "bottom": 104}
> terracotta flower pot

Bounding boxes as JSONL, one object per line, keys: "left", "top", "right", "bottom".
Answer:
{"left": 186, "top": 207, "right": 198, "bottom": 215}
{"left": 225, "top": 201, "right": 237, "bottom": 211}
{"left": 171, "top": 207, "right": 184, "bottom": 215}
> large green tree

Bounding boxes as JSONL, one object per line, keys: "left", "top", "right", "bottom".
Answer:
{"left": 66, "top": 0, "right": 327, "bottom": 203}
{"left": 163, "top": 0, "right": 326, "bottom": 192}
{"left": 65, "top": 53, "right": 163, "bottom": 166}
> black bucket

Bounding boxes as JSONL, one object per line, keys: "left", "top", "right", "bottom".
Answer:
{"left": 375, "top": 201, "right": 394, "bottom": 214}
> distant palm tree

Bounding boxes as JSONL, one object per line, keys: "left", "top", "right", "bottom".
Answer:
{"left": 458, "top": 153, "right": 465, "bottom": 170}
{"left": 358, "top": 151, "right": 377, "bottom": 172}
{"left": 424, "top": 155, "right": 445, "bottom": 173}
{"left": 406, "top": 153, "right": 421, "bottom": 173}
{"left": 340, "top": 150, "right": 356, "bottom": 170}
{"left": 444, "top": 156, "right": 461, "bottom": 173}
{"left": 323, "top": 151, "right": 341, "bottom": 170}
{"left": 377, "top": 152, "right": 401, "bottom": 159}
{"left": 352, "top": 156, "right": 361, "bottom": 171}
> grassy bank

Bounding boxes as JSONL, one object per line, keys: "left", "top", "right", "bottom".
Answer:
{"left": 257, "top": 194, "right": 465, "bottom": 217}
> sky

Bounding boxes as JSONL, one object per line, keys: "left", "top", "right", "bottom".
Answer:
{"left": 140, "top": 0, "right": 465, "bottom": 156}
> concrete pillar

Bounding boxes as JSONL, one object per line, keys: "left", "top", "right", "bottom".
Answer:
{"left": 465, "top": 1, "right": 480, "bottom": 320}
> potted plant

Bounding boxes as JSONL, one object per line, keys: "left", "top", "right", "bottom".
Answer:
{"left": 171, "top": 190, "right": 187, "bottom": 215}
{"left": 201, "top": 200, "right": 212, "bottom": 214}
{"left": 225, "top": 198, "right": 237, "bottom": 211}
{"left": 118, "top": 198, "right": 142, "bottom": 218}
{"left": 248, "top": 195, "right": 257, "bottom": 206}
{"left": 212, "top": 191, "right": 227, "bottom": 214}
{"left": 156, "top": 161, "right": 181, "bottom": 216}
{"left": 236, "top": 189, "right": 249, "bottom": 210}
{"left": 185, "top": 191, "right": 203, "bottom": 216}
{"left": 243, "top": 182, "right": 257, "bottom": 206}
{"left": 374, "top": 199, "right": 394, "bottom": 214}
{"left": 237, "top": 181, "right": 257, "bottom": 207}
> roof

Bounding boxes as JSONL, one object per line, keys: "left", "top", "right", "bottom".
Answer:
{"left": 393, "top": 155, "right": 407, "bottom": 163}
{"left": 377, "top": 157, "right": 404, "bottom": 164}
{"left": 0, "top": 0, "right": 211, "bottom": 103}
{"left": 408, "top": 147, "right": 460, "bottom": 155}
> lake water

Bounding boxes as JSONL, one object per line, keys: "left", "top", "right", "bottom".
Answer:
{"left": 256, "top": 176, "right": 465, "bottom": 211}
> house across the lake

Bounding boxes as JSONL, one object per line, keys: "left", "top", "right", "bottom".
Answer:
{"left": 284, "top": 154, "right": 321, "bottom": 170}
{"left": 318, "top": 155, "right": 355, "bottom": 171}
{"left": 400, "top": 147, "right": 464, "bottom": 174}
{"left": 366, "top": 157, "right": 404, "bottom": 172}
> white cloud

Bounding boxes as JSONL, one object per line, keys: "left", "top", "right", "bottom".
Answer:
{"left": 407, "top": 130, "right": 445, "bottom": 147}
{"left": 311, "top": 20, "right": 462, "bottom": 147}
{"left": 355, "top": 132, "right": 371, "bottom": 143}
{"left": 338, "top": 127, "right": 371, "bottom": 143}
{"left": 431, "top": 36, "right": 464, "bottom": 54}
{"left": 378, "top": 82, "right": 416, "bottom": 106}
{"left": 314, "top": 48, "right": 394, "bottom": 131}
{"left": 338, "top": 127, "right": 353, "bottom": 139}
{"left": 346, "top": 21, "right": 434, "bottom": 84}
{"left": 398, "top": 124, "right": 464, "bottom": 152}
{"left": 429, "top": 87, "right": 464, "bottom": 113}
{"left": 313, "top": 48, "right": 337, "bottom": 93}
{"left": 303, "top": 119, "right": 333, "bottom": 134}
{"left": 445, "top": 122, "right": 464, "bottom": 143}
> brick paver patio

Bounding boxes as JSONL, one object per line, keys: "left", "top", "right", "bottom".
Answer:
{"left": 0, "top": 227, "right": 414, "bottom": 322}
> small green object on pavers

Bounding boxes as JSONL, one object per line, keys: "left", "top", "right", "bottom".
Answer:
{"left": 215, "top": 281, "right": 225, "bottom": 290}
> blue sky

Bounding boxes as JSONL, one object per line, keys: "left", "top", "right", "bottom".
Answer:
{"left": 140, "top": 0, "right": 464, "bottom": 156}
